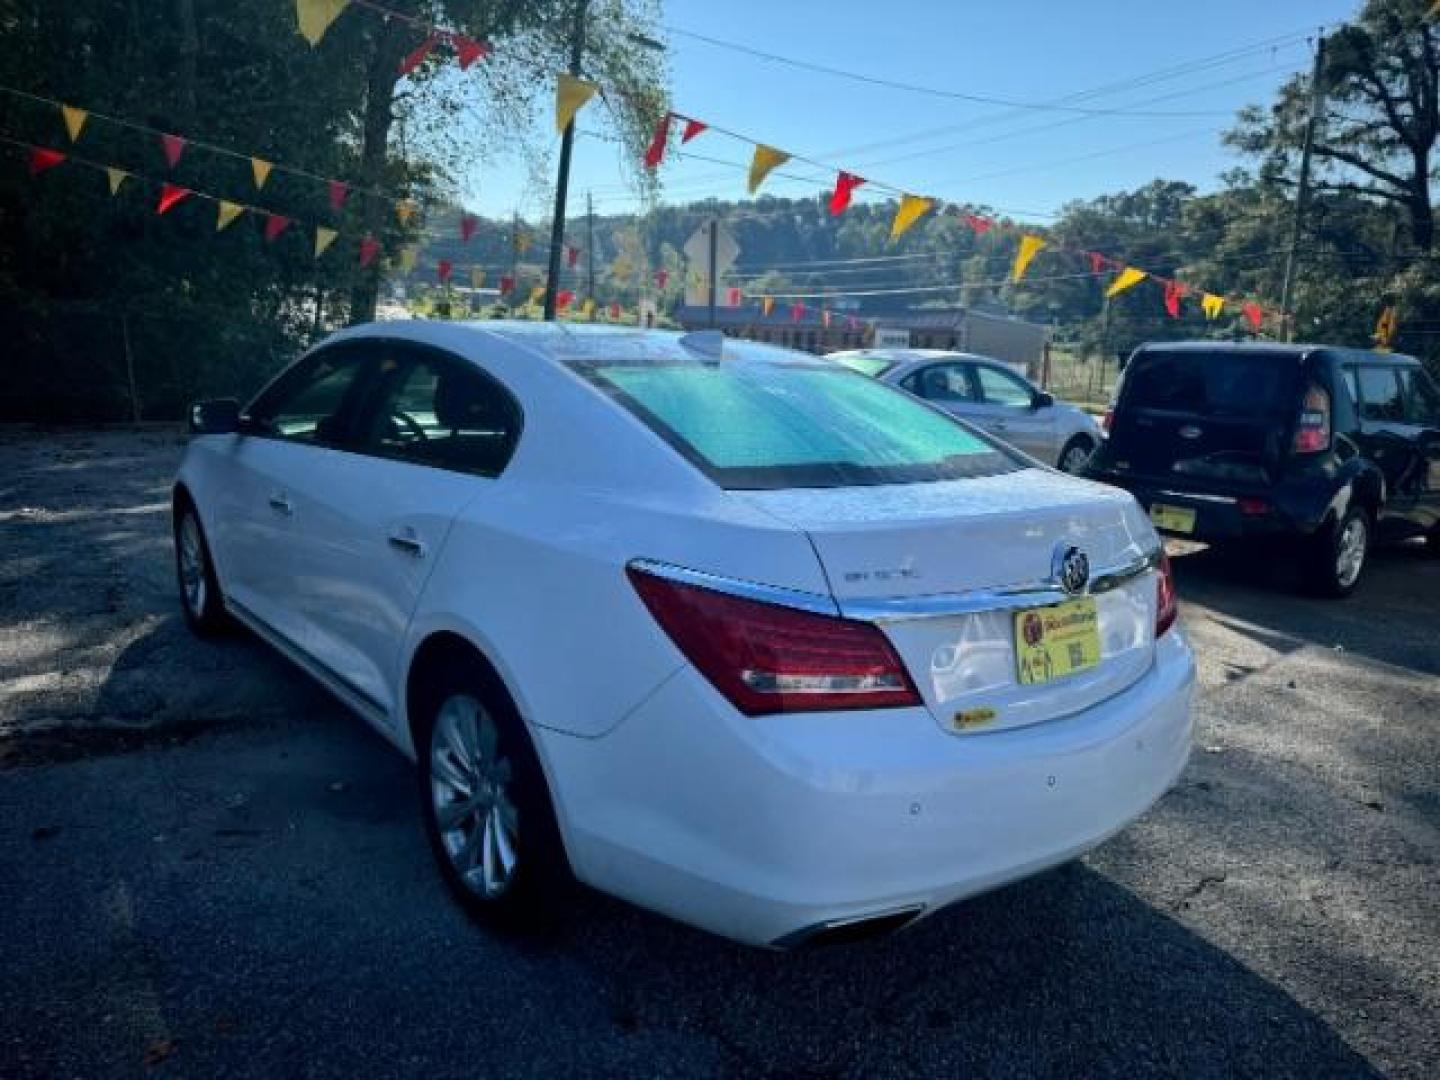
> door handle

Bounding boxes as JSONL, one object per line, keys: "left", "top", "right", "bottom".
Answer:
{"left": 268, "top": 492, "right": 293, "bottom": 516}
{"left": 387, "top": 527, "right": 426, "bottom": 559}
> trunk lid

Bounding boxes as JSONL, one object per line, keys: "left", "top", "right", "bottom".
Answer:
{"left": 1102, "top": 348, "right": 1306, "bottom": 486}
{"left": 738, "top": 469, "right": 1161, "bottom": 735}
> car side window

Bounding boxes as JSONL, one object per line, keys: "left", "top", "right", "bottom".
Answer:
{"left": 912, "top": 363, "right": 976, "bottom": 403}
{"left": 357, "top": 348, "right": 521, "bottom": 476}
{"left": 1398, "top": 368, "right": 1440, "bottom": 426}
{"left": 1341, "top": 366, "right": 1360, "bottom": 409}
{"left": 1356, "top": 366, "right": 1405, "bottom": 423}
{"left": 975, "top": 365, "right": 1035, "bottom": 409}
{"left": 246, "top": 349, "right": 371, "bottom": 445}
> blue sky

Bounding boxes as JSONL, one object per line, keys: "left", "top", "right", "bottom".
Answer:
{"left": 472, "top": 0, "right": 1359, "bottom": 226}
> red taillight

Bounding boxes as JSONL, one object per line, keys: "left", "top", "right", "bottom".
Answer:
{"left": 1238, "top": 497, "right": 1271, "bottom": 516}
{"left": 1292, "top": 384, "right": 1331, "bottom": 454}
{"left": 1155, "top": 551, "right": 1179, "bottom": 637}
{"left": 1102, "top": 408, "right": 1115, "bottom": 433}
{"left": 627, "top": 567, "right": 920, "bottom": 715}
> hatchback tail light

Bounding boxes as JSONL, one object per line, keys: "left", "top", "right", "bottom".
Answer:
{"left": 627, "top": 566, "right": 920, "bottom": 715}
{"left": 1292, "top": 384, "right": 1331, "bottom": 454}
{"left": 1155, "top": 551, "right": 1179, "bottom": 638}
{"left": 1102, "top": 408, "right": 1115, "bottom": 433}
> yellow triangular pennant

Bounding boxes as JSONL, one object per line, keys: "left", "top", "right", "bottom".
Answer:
{"left": 529, "top": 285, "right": 546, "bottom": 305}
{"left": 470, "top": 267, "right": 486, "bottom": 289}
{"left": 315, "top": 226, "right": 339, "bottom": 257}
{"left": 1011, "top": 235, "right": 1046, "bottom": 283}
{"left": 1105, "top": 267, "right": 1147, "bottom": 299}
{"left": 251, "top": 158, "right": 273, "bottom": 190}
{"left": 747, "top": 145, "right": 791, "bottom": 194}
{"left": 516, "top": 230, "right": 532, "bottom": 254}
{"left": 61, "top": 106, "right": 88, "bottom": 143}
{"left": 1201, "top": 293, "right": 1225, "bottom": 320}
{"left": 216, "top": 201, "right": 245, "bottom": 231}
{"left": 761, "top": 296, "right": 775, "bottom": 317}
{"left": 399, "top": 245, "right": 418, "bottom": 272}
{"left": 105, "top": 167, "right": 129, "bottom": 196}
{"left": 581, "top": 298, "right": 595, "bottom": 317}
{"left": 555, "top": 74, "right": 599, "bottom": 134}
{"left": 396, "top": 200, "right": 418, "bottom": 226}
{"left": 889, "top": 195, "right": 933, "bottom": 241}
{"left": 296, "top": 0, "right": 350, "bottom": 46}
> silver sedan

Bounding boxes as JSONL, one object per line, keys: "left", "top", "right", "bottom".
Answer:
{"left": 828, "top": 349, "right": 1105, "bottom": 473}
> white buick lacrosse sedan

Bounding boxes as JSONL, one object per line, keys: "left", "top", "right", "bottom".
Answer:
{"left": 174, "top": 321, "right": 1194, "bottom": 948}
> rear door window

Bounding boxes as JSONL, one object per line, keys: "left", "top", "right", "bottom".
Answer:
{"left": 1399, "top": 368, "right": 1440, "bottom": 425}
{"left": 910, "top": 363, "right": 977, "bottom": 403}
{"left": 1357, "top": 367, "right": 1405, "bottom": 423}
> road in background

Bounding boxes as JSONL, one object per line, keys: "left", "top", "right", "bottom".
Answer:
{"left": 2, "top": 430, "right": 1436, "bottom": 1078}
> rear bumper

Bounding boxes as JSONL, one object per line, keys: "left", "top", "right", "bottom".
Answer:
{"left": 1088, "top": 473, "right": 1330, "bottom": 541}
{"left": 538, "top": 630, "right": 1195, "bottom": 947}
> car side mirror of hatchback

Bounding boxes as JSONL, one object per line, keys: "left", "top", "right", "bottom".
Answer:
{"left": 1032, "top": 391, "right": 1055, "bottom": 410}
{"left": 188, "top": 398, "right": 241, "bottom": 435}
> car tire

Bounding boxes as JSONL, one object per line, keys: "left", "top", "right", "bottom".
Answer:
{"left": 1057, "top": 435, "right": 1095, "bottom": 475}
{"left": 174, "top": 503, "right": 230, "bottom": 635}
{"left": 416, "top": 660, "right": 570, "bottom": 930}
{"left": 1304, "top": 506, "right": 1370, "bottom": 599}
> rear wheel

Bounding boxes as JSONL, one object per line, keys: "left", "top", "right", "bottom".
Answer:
{"left": 1057, "top": 435, "right": 1095, "bottom": 474}
{"left": 175, "top": 505, "right": 229, "bottom": 635}
{"left": 1304, "top": 506, "right": 1370, "bottom": 598}
{"left": 416, "top": 661, "right": 569, "bottom": 928}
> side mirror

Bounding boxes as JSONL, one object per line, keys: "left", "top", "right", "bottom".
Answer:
{"left": 188, "top": 398, "right": 241, "bottom": 435}
{"left": 1032, "top": 391, "right": 1055, "bottom": 410}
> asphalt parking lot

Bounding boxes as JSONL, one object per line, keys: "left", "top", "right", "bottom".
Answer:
{"left": 2, "top": 429, "right": 1437, "bottom": 1079}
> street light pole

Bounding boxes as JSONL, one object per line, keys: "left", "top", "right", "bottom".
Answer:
{"left": 544, "top": 0, "right": 590, "bottom": 321}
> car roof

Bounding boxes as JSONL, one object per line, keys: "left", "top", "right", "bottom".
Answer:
{"left": 828, "top": 348, "right": 1002, "bottom": 365}
{"left": 1133, "top": 341, "right": 1418, "bottom": 365}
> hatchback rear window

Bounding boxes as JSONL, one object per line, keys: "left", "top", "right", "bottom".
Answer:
{"left": 579, "top": 359, "right": 1017, "bottom": 489}
{"left": 1124, "top": 351, "right": 1299, "bottom": 417}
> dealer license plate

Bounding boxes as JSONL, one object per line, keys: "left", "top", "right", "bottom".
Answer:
{"left": 1014, "top": 596, "right": 1102, "bottom": 686}
{"left": 1149, "top": 503, "right": 1196, "bottom": 534}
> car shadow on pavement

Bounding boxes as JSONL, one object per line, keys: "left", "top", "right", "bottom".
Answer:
{"left": 1171, "top": 541, "right": 1440, "bottom": 679}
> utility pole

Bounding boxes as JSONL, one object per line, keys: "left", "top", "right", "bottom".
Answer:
{"left": 1280, "top": 29, "right": 1326, "bottom": 343}
{"left": 707, "top": 218, "right": 718, "bottom": 328}
{"left": 544, "top": 0, "right": 590, "bottom": 321}
{"left": 510, "top": 209, "right": 520, "bottom": 313}
{"left": 586, "top": 190, "right": 596, "bottom": 307}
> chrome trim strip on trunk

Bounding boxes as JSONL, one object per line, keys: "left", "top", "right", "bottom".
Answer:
{"left": 1156, "top": 489, "right": 1237, "bottom": 505}
{"left": 837, "top": 547, "right": 1162, "bottom": 623}
{"left": 627, "top": 558, "right": 841, "bottom": 616}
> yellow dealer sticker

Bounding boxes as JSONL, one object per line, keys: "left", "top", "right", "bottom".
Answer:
{"left": 1149, "top": 503, "right": 1197, "bottom": 534}
{"left": 1014, "top": 597, "right": 1101, "bottom": 686}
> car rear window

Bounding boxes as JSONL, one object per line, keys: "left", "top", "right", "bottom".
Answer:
{"left": 828, "top": 353, "right": 893, "bottom": 377}
{"left": 1124, "top": 351, "right": 1299, "bottom": 417}
{"left": 578, "top": 359, "right": 1017, "bottom": 490}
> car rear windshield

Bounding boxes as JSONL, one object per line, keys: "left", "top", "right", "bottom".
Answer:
{"left": 828, "top": 353, "right": 894, "bottom": 378}
{"left": 577, "top": 358, "right": 1018, "bottom": 490}
{"left": 1123, "top": 351, "right": 1300, "bottom": 417}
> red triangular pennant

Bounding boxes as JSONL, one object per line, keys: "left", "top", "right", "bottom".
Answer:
{"left": 566, "top": 245, "right": 580, "bottom": 268}
{"left": 264, "top": 214, "right": 292, "bottom": 242}
{"left": 680, "top": 118, "right": 706, "bottom": 143}
{"left": 398, "top": 34, "right": 439, "bottom": 77}
{"left": 359, "top": 235, "right": 381, "bottom": 268}
{"left": 654, "top": 269, "right": 669, "bottom": 289}
{"left": 644, "top": 113, "right": 671, "bottom": 169}
{"left": 28, "top": 147, "right": 66, "bottom": 176}
{"left": 1243, "top": 302, "right": 1264, "bottom": 331}
{"left": 328, "top": 180, "right": 349, "bottom": 211}
{"left": 499, "top": 274, "right": 515, "bottom": 294}
{"left": 790, "top": 302, "right": 804, "bottom": 324}
{"left": 963, "top": 212, "right": 993, "bottom": 235}
{"left": 829, "top": 171, "right": 865, "bottom": 216}
{"left": 557, "top": 289, "right": 574, "bottom": 310}
{"left": 609, "top": 302, "right": 621, "bottom": 320}
{"left": 726, "top": 286, "right": 742, "bottom": 306}
{"left": 452, "top": 34, "right": 491, "bottom": 69}
{"left": 155, "top": 183, "right": 191, "bottom": 215}
{"left": 1087, "top": 252, "right": 1107, "bottom": 275}
{"left": 160, "top": 133, "right": 186, "bottom": 168}
{"left": 1163, "top": 281, "right": 1186, "bottom": 318}
{"left": 438, "top": 259, "right": 453, "bottom": 284}
{"left": 460, "top": 214, "right": 478, "bottom": 242}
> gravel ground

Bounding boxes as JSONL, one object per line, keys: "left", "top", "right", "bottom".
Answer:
{"left": 1, "top": 428, "right": 1437, "bottom": 1079}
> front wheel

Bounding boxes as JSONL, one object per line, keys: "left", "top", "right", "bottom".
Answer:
{"left": 417, "top": 663, "right": 569, "bottom": 928}
{"left": 1057, "top": 435, "right": 1095, "bottom": 475}
{"left": 175, "top": 505, "right": 229, "bottom": 635}
{"left": 1304, "top": 507, "right": 1370, "bottom": 598}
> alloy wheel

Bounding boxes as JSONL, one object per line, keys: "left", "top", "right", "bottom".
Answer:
{"left": 1335, "top": 515, "right": 1367, "bottom": 590}
{"left": 179, "top": 514, "right": 207, "bottom": 616}
{"left": 430, "top": 693, "right": 520, "bottom": 900}
{"left": 1059, "top": 443, "right": 1092, "bottom": 474}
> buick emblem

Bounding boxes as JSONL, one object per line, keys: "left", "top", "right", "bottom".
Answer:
{"left": 1053, "top": 545, "right": 1090, "bottom": 596}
